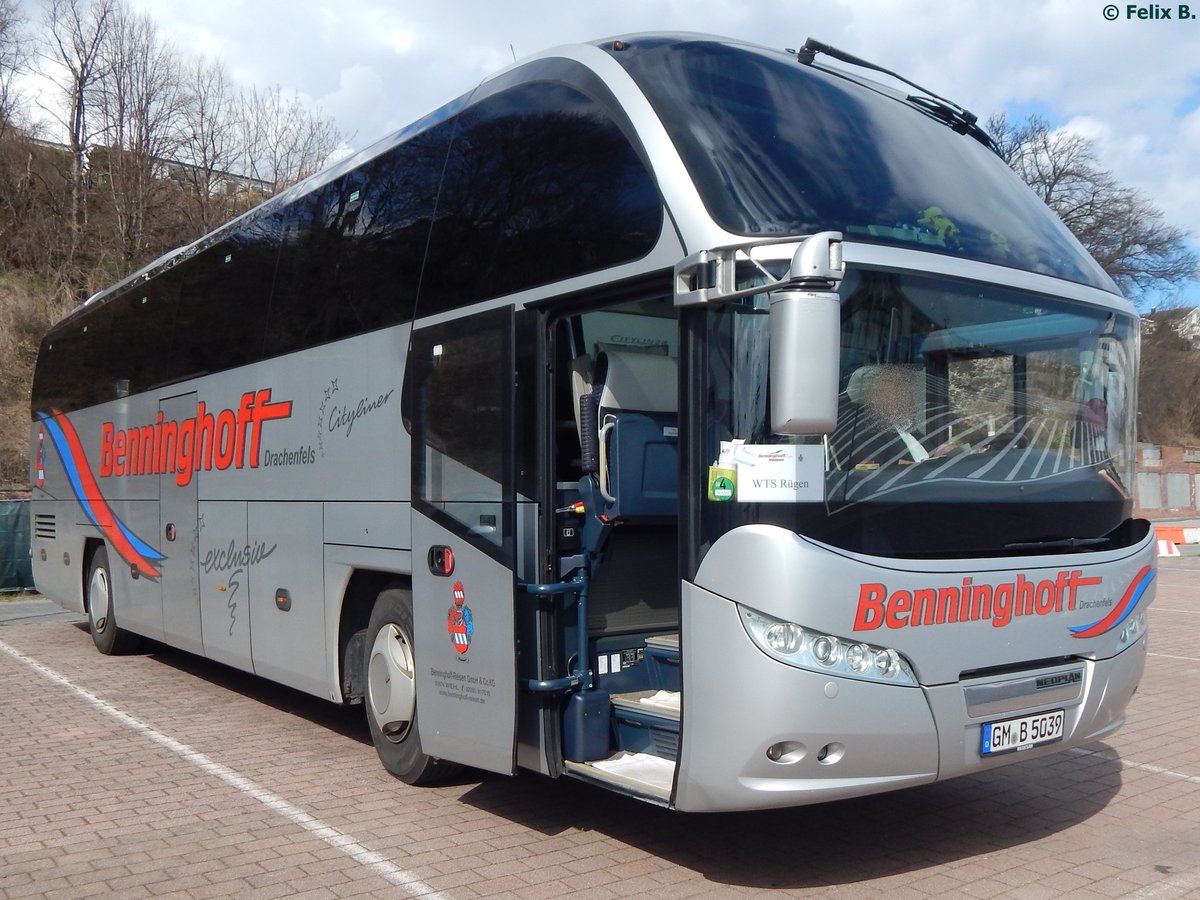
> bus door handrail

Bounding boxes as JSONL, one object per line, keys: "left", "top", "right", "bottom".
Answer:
{"left": 520, "top": 570, "right": 592, "bottom": 693}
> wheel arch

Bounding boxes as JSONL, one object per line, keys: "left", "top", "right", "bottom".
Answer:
{"left": 80, "top": 537, "right": 106, "bottom": 614}
{"left": 337, "top": 569, "right": 412, "bottom": 704}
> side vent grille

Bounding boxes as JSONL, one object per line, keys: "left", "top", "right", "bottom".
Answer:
{"left": 34, "top": 514, "right": 57, "bottom": 540}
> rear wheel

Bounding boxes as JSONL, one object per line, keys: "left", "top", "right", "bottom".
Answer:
{"left": 364, "top": 585, "right": 456, "bottom": 784}
{"left": 86, "top": 546, "right": 141, "bottom": 655}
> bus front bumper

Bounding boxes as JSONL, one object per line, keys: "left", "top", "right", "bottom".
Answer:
{"left": 672, "top": 581, "right": 1145, "bottom": 813}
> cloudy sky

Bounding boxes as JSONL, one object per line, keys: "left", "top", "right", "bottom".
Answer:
{"left": 19, "top": 0, "right": 1200, "bottom": 301}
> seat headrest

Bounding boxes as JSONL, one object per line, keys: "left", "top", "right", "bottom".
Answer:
{"left": 596, "top": 351, "right": 677, "bottom": 414}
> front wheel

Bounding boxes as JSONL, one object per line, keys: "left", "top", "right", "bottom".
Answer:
{"left": 363, "top": 586, "right": 456, "bottom": 785}
{"left": 86, "top": 546, "right": 141, "bottom": 655}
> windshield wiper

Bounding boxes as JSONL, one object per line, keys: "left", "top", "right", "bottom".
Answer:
{"left": 791, "top": 38, "right": 997, "bottom": 152}
{"left": 1004, "top": 537, "right": 1110, "bottom": 552}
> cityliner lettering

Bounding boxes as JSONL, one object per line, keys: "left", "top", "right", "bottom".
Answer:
{"left": 853, "top": 570, "right": 1103, "bottom": 632}
{"left": 99, "top": 389, "right": 293, "bottom": 487}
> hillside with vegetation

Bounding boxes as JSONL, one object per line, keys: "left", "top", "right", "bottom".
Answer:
{"left": 0, "top": 0, "right": 342, "bottom": 485}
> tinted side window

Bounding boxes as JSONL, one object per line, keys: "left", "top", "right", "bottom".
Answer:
{"left": 31, "top": 303, "right": 115, "bottom": 413}
{"left": 334, "top": 137, "right": 447, "bottom": 333}
{"left": 266, "top": 125, "right": 451, "bottom": 357}
{"left": 107, "top": 275, "right": 180, "bottom": 396}
{"left": 419, "top": 81, "right": 662, "bottom": 315}
{"left": 168, "top": 225, "right": 277, "bottom": 382}
{"left": 265, "top": 183, "right": 345, "bottom": 356}
{"left": 407, "top": 306, "right": 514, "bottom": 559}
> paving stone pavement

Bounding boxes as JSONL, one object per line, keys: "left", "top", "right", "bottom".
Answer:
{"left": 1, "top": 557, "right": 1198, "bottom": 899}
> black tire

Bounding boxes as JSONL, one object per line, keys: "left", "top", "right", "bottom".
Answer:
{"left": 86, "top": 546, "right": 141, "bottom": 655}
{"left": 363, "top": 585, "right": 457, "bottom": 785}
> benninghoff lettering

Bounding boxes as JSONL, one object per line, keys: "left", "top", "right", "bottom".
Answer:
{"left": 99, "top": 389, "right": 293, "bottom": 487}
{"left": 853, "top": 570, "right": 1103, "bottom": 631}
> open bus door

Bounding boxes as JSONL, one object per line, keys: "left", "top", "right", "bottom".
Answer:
{"left": 407, "top": 307, "right": 519, "bottom": 775}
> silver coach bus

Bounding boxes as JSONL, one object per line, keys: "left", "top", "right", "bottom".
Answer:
{"left": 30, "top": 33, "right": 1154, "bottom": 811}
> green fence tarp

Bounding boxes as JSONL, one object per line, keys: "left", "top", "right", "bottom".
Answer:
{"left": 0, "top": 500, "right": 35, "bottom": 592}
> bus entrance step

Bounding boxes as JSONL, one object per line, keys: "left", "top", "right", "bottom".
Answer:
{"left": 644, "top": 633, "right": 679, "bottom": 653}
{"left": 562, "top": 752, "right": 674, "bottom": 806}
{"left": 643, "top": 633, "right": 680, "bottom": 692}
{"left": 611, "top": 690, "right": 680, "bottom": 760}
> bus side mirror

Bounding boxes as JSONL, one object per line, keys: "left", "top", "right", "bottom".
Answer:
{"left": 769, "top": 233, "right": 843, "bottom": 434}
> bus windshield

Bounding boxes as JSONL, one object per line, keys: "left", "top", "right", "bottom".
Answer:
{"left": 611, "top": 37, "right": 1114, "bottom": 292}
{"left": 698, "top": 266, "right": 1138, "bottom": 558}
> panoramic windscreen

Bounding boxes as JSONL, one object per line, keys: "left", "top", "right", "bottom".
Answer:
{"left": 611, "top": 37, "right": 1114, "bottom": 292}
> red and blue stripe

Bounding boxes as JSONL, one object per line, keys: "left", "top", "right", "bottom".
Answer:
{"left": 37, "top": 410, "right": 166, "bottom": 579}
{"left": 1070, "top": 564, "right": 1153, "bottom": 639}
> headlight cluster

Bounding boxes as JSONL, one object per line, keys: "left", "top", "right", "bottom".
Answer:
{"left": 738, "top": 606, "right": 918, "bottom": 686}
{"left": 1118, "top": 611, "right": 1147, "bottom": 647}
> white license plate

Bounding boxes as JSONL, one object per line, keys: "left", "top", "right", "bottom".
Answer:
{"left": 980, "top": 709, "right": 1065, "bottom": 756}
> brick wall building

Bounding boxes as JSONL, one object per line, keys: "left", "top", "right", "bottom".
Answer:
{"left": 1135, "top": 443, "right": 1200, "bottom": 519}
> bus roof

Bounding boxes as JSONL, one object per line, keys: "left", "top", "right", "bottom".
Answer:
{"left": 64, "top": 31, "right": 1116, "bottom": 328}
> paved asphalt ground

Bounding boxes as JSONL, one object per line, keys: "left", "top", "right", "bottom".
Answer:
{"left": 1, "top": 555, "right": 1198, "bottom": 899}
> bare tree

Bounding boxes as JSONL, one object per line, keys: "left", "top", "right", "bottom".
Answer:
{"left": 239, "top": 83, "right": 343, "bottom": 193}
{"left": 93, "top": 2, "right": 184, "bottom": 262}
{"left": 989, "top": 113, "right": 1198, "bottom": 303}
{"left": 0, "top": 0, "right": 25, "bottom": 139}
{"left": 0, "top": 0, "right": 33, "bottom": 270}
{"left": 176, "top": 55, "right": 245, "bottom": 236}
{"left": 41, "top": 0, "right": 117, "bottom": 241}
{"left": 1139, "top": 311, "right": 1200, "bottom": 444}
